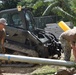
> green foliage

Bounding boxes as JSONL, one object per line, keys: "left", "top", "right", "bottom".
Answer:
{"left": 1, "top": 0, "right": 20, "bottom": 10}
{"left": 0, "top": 3, "right": 4, "bottom": 11}
{"left": 52, "top": 7, "right": 76, "bottom": 21}
{"left": 18, "top": 0, "right": 33, "bottom": 7}
{"left": 69, "top": 0, "right": 76, "bottom": 13}
{"left": 42, "top": 1, "right": 59, "bottom": 16}
{"left": 0, "top": 0, "right": 51, "bottom": 17}
{"left": 31, "top": 65, "right": 57, "bottom": 75}
{"left": 33, "top": 1, "right": 50, "bottom": 17}
{"left": 43, "top": 0, "right": 76, "bottom": 26}
{"left": 18, "top": 0, "right": 50, "bottom": 17}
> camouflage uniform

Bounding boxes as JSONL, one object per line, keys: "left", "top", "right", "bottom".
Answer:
{"left": 59, "top": 28, "right": 76, "bottom": 61}
{"left": 59, "top": 35, "right": 71, "bottom": 61}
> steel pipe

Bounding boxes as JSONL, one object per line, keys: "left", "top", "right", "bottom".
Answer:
{"left": 0, "top": 54, "right": 75, "bottom": 67}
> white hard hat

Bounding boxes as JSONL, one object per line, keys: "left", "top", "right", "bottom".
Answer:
{"left": 0, "top": 18, "right": 7, "bottom": 25}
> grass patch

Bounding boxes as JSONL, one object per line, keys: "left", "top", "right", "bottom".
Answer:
{"left": 31, "top": 65, "right": 58, "bottom": 75}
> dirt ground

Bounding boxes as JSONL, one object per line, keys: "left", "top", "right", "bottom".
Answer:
{"left": 0, "top": 52, "right": 74, "bottom": 75}
{"left": 0, "top": 65, "right": 41, "bottom": 75}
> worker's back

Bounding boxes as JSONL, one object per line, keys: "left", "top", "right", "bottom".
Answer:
{"left": 59, "top": 28, "right": 76, "bottom": 42}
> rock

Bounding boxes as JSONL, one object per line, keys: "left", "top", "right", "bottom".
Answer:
{"left": 70, "top": 68, "right": 76, "bottom": 75}
{"left": 54, "top": 69, "right": 72, "bottom": 75}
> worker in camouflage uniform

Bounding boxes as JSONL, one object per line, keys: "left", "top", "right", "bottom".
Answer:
{"left": 59, "top": 27, "right": 76, "bottom": 61}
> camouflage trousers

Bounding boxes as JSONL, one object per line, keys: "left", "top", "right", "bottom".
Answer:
{"left": 59, "top": 37, "right": 71, "bottom": 61}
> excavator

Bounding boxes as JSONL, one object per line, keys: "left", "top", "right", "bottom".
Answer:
{"left": 0, "top": 7, "right": 62, "bottom": 64}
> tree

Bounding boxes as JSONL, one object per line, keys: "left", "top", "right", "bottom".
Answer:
{"left": 69, "top": 0, "right": 76, "bottom": 13}
{"left": 0, "top": 0, "right": 51, "bottom": 17}
{"left": 18, "top": 0, "right": 50, "bottom": 17}
{"left": 42, "top": 0, "right": 76, "bottom": 26}
{"left": 32, "top": 0, "right": 50, "bottom": 17}
{"left": 1, "top": 0, "right": 20, "bottom": 10}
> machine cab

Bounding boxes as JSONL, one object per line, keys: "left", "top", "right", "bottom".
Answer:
{"left": 0, "top": 7, "right": 35, "bottom": 30}
{"left": 0, "top": 7, "right": 35, "bottom": 43}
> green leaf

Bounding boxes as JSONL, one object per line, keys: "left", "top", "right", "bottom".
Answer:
{"left": 42, "top": 1, "right": 59, "bottom": 16}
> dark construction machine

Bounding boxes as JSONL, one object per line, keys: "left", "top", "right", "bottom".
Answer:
{"left": 0, "top": 7, "right": 62, "bottom": 62}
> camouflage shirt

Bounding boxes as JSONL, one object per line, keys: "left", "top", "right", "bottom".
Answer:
{"left": 59, "top": 28, "right": 76, "bottom": 46}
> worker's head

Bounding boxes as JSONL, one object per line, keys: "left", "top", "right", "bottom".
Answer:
{"left": 0, "top": 18, "right": 7, "bottom": 25}
{"left": 0, "top": 18, "right": 7, "bottom": 31}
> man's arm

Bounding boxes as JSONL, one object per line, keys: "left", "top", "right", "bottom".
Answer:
{"left": 71, "top": 42, "right": 76, "bottom": 62}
